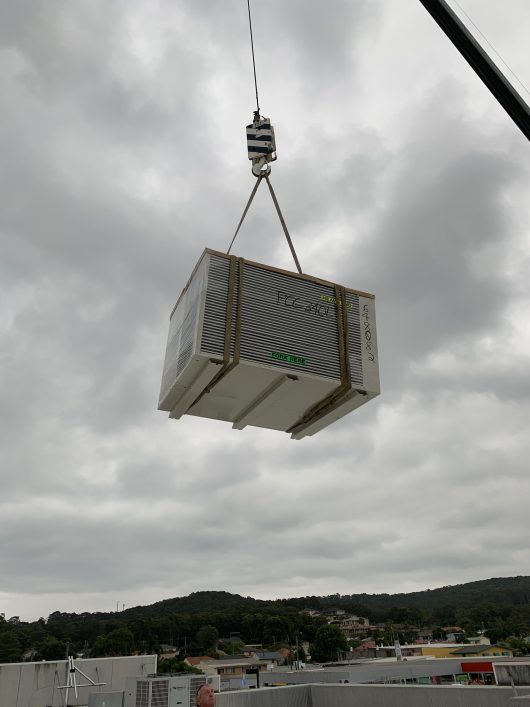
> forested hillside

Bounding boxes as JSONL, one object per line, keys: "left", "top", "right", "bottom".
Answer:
{"left": 330, "top": 576, "right": 530, "bottom": 611}
{"left": 1, "top": 576, "right": 529, "bottom": 664}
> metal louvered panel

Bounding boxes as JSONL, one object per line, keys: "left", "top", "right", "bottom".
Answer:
{"left": 200, "top": 253, "right": 234, "bottom": 358}
{"left": 135, "top": 681, "right": 149, "bottom": 707}
{"left": 200, "top": 254, "right": 363, "bottom": 384}
{"left": 241, "top": 263, "right": 359, "bottom": 381}
{"left": 346, "top": 293, "right": 363, "bottom": 386}
{"left": 159, "top": 258, "right": 207, "bottom": 408}
{"left": 174, "top": 263, "right": 204, "bottom": 378}
{"left": 189, "top": 677, "right": 209, "bottom": 707}
{"left": 150, "top": 679, "right": 169, "bottom": 707}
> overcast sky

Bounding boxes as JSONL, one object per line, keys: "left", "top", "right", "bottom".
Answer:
{"left": 1, "top": 0, "right": 529, "bottom": 622}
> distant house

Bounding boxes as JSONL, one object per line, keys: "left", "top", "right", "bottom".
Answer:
{"left": 373, "top": 642, "right": 512, "bottom": 660}
{"left": 252, "top": 651, "right": 285, "bottom": 669}
{"left": 241, "top": 644, "right": 263, "bottom": 656}
{"left": 467, "top": 635, "right": 491, "bottom": 645}
{"left": 443, "top": 626, "right": 465, "bottom": 643}
{"left": 323, "top": 609, "right": 346, "bottom": 623}
{"left": 351, "top": 641, "right": 377, "bottom": 659}
{"left": 339, "top": 615, "right": 372, "bottom": 638}
{"left": 185, "top": 656, "right": 213, "bottom": 668}
{"left": 445, "top": 632, "right": 466, "bottom": 643}
{"left": 417, "top": 628, "right": 434, "bottom": 642}
{"left": 159, "top": 644, "right": 178, "bottom": 659}
{"left": 198, "top": 657, "right": 268, "bottom": 678}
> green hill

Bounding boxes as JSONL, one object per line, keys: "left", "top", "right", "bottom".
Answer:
{"left": 321, "top": 575, "right": 530, "bottom": 611}
{"left": 119, "top": 576, "right": 530, "bottom": 617}
{"left": 2, "top": 576, "right": 529, "bottom": 664}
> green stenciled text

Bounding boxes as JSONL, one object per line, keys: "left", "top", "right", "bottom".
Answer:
{"left": 271, "top": 352, "right": 307, "bottom": 366}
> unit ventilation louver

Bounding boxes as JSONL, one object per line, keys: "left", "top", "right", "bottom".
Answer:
{"left": 159, "top": 249, "right": 379, "bottom": 438}
{"left": 150, "top": 680, "right": 169, "bottom": 707}
{"left": 135, "top": 681, "right": 149, "bottom": 707}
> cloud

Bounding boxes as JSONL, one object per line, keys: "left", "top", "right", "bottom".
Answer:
{"left": 1, "top": 0, "right": 529, "bottom": 621}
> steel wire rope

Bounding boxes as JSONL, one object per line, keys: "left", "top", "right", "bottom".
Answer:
{"left": 265, "top": 176, "right": 303, "bottom": 274}
{"left": 226, "top": 175, "right": 263, "bottom": 255}
{"left": 226, "top": 0, "right": 303, "bottom": 274}
{"left": 226, "top": 174, "right": 303, "bottom": 274}
{"left": 247, "top": 0, "right": 261, "bottom": 114}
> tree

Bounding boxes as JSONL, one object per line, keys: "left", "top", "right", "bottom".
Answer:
{"left": 196, "top": 625, "right": 219, "bottom": 653}
{"left": 0, "top": 632, "right": 22, "bottom": 663}
{"left": 218, "top": 639, "right": 245, "bottom": 655}
{"left": 296, "top": 644, "right": 307, "bottom": 661}
{"left": 108, "top": 627, "right": 135, "bottom": 655}
{"left": 92, "top": 628, "right": 135, "bottom": 657}
{"left": 485, "top": 626, "right": 508, "bottom": 644}
{"left": 310, "top": 624, "right": 348, "bottom": 663}
{"left": 506, "top": 637, "right": 530, "bottom": 656}
{"left": 242, "top": 613, "right": 264, "bottom": 642}
{"left": 37, "top": 636, "right": 67, "bottom": 661}
{"left": 263, "top": 616, "right": 290, "bottom": 645}
{"left": 158, "top": 657, "right": 203, "bottom": 674}
{"left": 46, "top": 612, "right": 71, "bottom": 641}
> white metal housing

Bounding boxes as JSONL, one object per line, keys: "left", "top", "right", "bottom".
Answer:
{"left": 124, "top": 675, "right": 219, "bottom": 707}
{"left": 159, "top": 249, "right": 379, "bottom": 439}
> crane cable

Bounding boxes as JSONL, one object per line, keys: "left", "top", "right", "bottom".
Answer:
{"left": 247, "top": 0, "right": 260, "bottom": 116}
{"left": 226, "top": 0, "right": 303, "bottom": 274}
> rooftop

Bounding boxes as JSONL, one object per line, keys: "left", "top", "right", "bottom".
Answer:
{"left": 203, "top": 657, "right": 268, "bottom": 668}
{"left": 451, "top": 645, "right": 504, "bottom": 655}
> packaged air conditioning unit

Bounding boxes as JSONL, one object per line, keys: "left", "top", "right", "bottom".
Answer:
{"left": 124, "top": 675, "right": 219, "bottom": 707}
{"left": 158, "top": 249, "right": 379, "bottom": 439}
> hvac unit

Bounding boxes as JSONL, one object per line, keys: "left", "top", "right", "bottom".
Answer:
{"left": 159, "top": 249, "right": 379, "bottom": 439}
{"left": 124, "top": 675, "right": 219, "bottom": 707}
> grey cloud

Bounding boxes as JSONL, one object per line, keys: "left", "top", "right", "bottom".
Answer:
{"left": 1, "top": 0, "right": 530, "bottom": 620}
{"left": 259, "top": 0, "right": 379, "bottom": 85}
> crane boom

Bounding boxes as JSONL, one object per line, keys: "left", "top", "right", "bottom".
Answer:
{"left": 418, "top": 0, "right": 530, "bottom": 141}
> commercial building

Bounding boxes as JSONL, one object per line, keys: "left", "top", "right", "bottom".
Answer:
{"left": 264, "top": 655, "right": 526, "bottom": 687}
{"left": 495, "top": 662, "right": 530, "bottom": 687}
{"left": 370, "top": 642, "right": 513, "bottom": 659}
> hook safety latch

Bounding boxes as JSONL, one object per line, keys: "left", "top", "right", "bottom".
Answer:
{"left": 246, "top": 114, "right": 277, "bottom": 177}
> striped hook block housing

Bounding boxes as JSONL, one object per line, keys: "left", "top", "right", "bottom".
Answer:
{"left": 158, "top": 249, "right": 380, "bottom": 439}
{"left": 246, "top": 117, "right": 276, "bottom": 160}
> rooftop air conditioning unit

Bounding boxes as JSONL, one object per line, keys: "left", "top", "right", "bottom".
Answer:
{"left": 124, "top": 675, "right": 219, "bottom": 707}
{"left": 158, "top": 249, "right": 379, "bottom": 439}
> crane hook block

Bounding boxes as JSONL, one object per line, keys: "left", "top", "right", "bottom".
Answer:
{"left": 246, "top": 115, "right": 277, "bottom": 177}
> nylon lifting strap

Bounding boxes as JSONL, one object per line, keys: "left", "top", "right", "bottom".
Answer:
{"left": 287, "top": 285, "right": 354, "bottom": 436}
{"left": 227, "top": 175, "right": 303, "bottom": 275}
